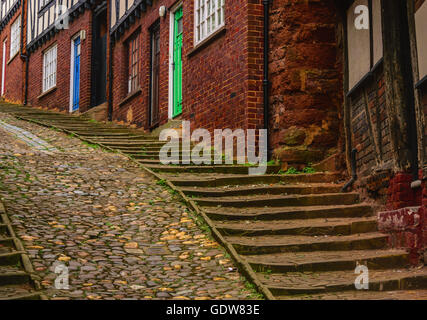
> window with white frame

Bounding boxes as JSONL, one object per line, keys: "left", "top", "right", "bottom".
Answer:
{"left": 195, "top": 0, "right": 225, "bottom": 44}
{"left": 10, "top": 17, "right": 20, "bottom": 58}
{"left": 42, "top": 45, "right": 57, "bottom": 92}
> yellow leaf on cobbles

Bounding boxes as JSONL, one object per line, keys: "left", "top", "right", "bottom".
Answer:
{"left": 27, "top": 245, "right": 44, "bottom": 249}
{"left": 124, "top": 242, "right": 138, "bottom": 249}
{"left": 87, "top": 295, "right": 101, "bottom": 300}
{"left": 213, "top": 277, "right": 226, "bottom": 281}
{"left": 160, "top": 235, "right": 176, "bottom": 241}
{"left": 48, "top": 221, "right": 58, "bottom": 225}
{"left": 53, "top": 225, "right": 66, "bottom": 229}
{"left": 58, "top": 256, "right": 71, "bottom": 262}
{"left": 195, "top": 297, "right": 210, "bottom": 300}
{"left": 179, "top": 254, "right": 189, "bottom": 260}
{"left": 182, "top": 241, "right": 197, "bottom": 245}
{"left": 114, "top": 280, "right": 127, "bottom": 285}
{"left": 173, "top": 296, "right": 190, "bottom": 300}
{"left": 180, "top": 218, "right": 192, "bottom": 223}
{"left": 219, "top": 259, "right": 230, "bottom": 265}
{"left": 200, "top": 257, "right": 211, "bottom": 261}
{"left": 194, "top": 235, "right": 205, "bottom": 239}
{"left": 163, "top": 267, "right": 172, "bottom": 271}
{"left": 224, "top": 294, "right": 233, "bottom": 298}
{"left": 173, "top": 265, "right": 182, "bottom": 270}
{"left": 144, "top": 296, "right": 153, "bottom": 299}
{"left": 159, "top": 288, "right": 174, "bottom": 292}
{"left": 83, "top": 283, "right": 94, "bottom": 287}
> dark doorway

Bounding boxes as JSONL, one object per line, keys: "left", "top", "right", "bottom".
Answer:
{"left": 91, "top": 4, "right": 107, "bottom": 107}
{"left": 149, "top": 22, "right": 161, "bottom": 128}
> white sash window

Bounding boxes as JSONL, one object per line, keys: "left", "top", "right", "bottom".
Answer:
{"left": 42, "top": 45, "right": 57, "bottom": 92}
{"left": 10, "top": 17, "right": 20, "bottom": 58}
{"left": 195, "top": 0, "right": 225, "bottom": 45}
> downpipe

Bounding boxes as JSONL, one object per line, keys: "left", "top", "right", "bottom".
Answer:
{"left": 341, "top": 148, "right": 358, "bottom": 192}
{"left": 263, "top": 0, "right": 271, "bottom": 160}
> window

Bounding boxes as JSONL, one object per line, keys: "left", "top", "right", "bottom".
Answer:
{"left": 43, "top": 45, "right": 57, "bottom": 92}
{"left": 195, "top": 0, "right": 225, "bottom": 44}
{"left": 10, "top": 17, "right": 20, "bottom": 58}
{"left": 128, "top": 33, "right": 140, "bottom": 94}
{"left": 346, "top": 0, "right": 383, "bottom": 90}
{"left": 415, "top": 0, "right": 427, "bottom": 82}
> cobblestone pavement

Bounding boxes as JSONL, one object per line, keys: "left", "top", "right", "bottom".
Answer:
{"left": 0, "top": 112, "right": 259, "bottom": 300}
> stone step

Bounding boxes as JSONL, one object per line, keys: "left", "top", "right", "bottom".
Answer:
{"left": 276, "top": 289, "right": 427, "bottom": 300}
{"left": 227, "top": 232, "right": 388, "bottom": 254}
{"left": 246, "top": 249, "right": 409, "bottom": 273}
{"left": 260, "top": 268, "right": 427, "bottom": 296}
{"left": 84, "top": 135, "right": 158, "bottom": 141}
{"left": 0, "top": 237, "right": 14, "bottom": 247}
{"left": 70, "top": 131, "right": 143, "bottom": 137}
{"left": 180, "top": 183, "right": 343, "bottom": 197}
{"left": 204, "top": 204, "right": 374, "bottom": 221}
{"left": 146, "top": 164, "right": 281, "bottom": 174}
{"left": 101, "top": 141, "right": 168, "bottom": 147}
{"left": 0, "top": 284, "right": 41, "bottom": 300}
{"left": 167, "top": 172, "right": 342, "bottom": 187}
{"left": 213, "top": 217, "right": 378, "bottom": 236}
{"left": 0, "top": 223, "right": 7, "bottom": 234}
{"left": 0, "top": 266, "right": 30, "bottom": 285}
{"left": 194, "top": 193, "right": 360, "bottom": 208}
{"left": 0, "top": 251, "right": 23, "bottom": 266}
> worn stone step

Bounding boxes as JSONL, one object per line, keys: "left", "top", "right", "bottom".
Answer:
{"left": 101, "top": 141, "right": 168, "bottom": 147}
{"left": 246, "top": 249, "right": 409, "bottom": 273}
{"left": 227, "top": 232, "right": 388, "bottom": 254}
{"left": 0, "top": 283, "right": 41, "bottom": 300}
{"left": 0, "top": 251, "right": 23, "bottom": 266}
{"left": 0, "top": 237, "right": 14, "bottom": 247}
{"left": 260, "top": 268, "right": 427, "bottom": 296}
{"left": 167, "top": 172, "right": 342, "bottom": 187}
{"left": 276, "top": 289, "right": 427, "bottom": 300}
{"left": 70, "top": 131, "right": 143, "bottom": 137}
{"left": 146, "top": 164, "right": 281, "bottom": 174}
{"left": 0, "top": 266, "right": 30, "bottom": 285}
{"left": 214, "top": 217, "right": 378, "bottom": 236}
{"left": 204, "top": 204, "right": 373, "bottom": 221}
{"left": 180, "top": 183, "right": 343, "bottom": 197}
{"left": 0, "top": 223, "right": 7, "bottom": 234}
{"left": 84, "top": 135, "right": 157, "bottom": 141}
{"left": 194, "top": 193, "right": 359, "bottom": 208}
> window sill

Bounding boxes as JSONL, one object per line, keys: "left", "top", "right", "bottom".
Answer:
{"left": 346, "top": 58, "right": 383, "bottom": 97}
{"left": 37, "top": 86, "right": 57, "bottom": 100}
{"left": 415, "top": 75, "right": 427, "bottom": 90}
{"left": 7, "top": 52, "right": 19, "bottom": 65}
{"left": 187, "top": 26, "right": 227, "bottom": 58}
{"left": 119, "top": 88, "right": 142, "bottom": 107}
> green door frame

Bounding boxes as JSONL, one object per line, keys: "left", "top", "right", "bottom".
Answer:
{"left": 172, "top": 6, "right": 183, "bottom": 118}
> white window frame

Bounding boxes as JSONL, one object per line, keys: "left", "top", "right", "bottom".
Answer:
{"left": 194, "top": 0, "right": 225, "bottom": 45}
{"left": 10, "top": 16, "right": 20, "bottom": 58}
{"left": 42, "top": 44, "right": 57, "bottom": 93}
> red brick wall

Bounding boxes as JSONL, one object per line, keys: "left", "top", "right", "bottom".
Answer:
{"left": 0, "top": 8, "right": 24, "bottom": 104}
{"left": 269, "top": 0, "right": 342, "bottom": 166}
{"left": 111, "top": 0, "right": 264, "bottom": 134}
{"left": 26, "top": 10, "right": 93, "bottom": 113}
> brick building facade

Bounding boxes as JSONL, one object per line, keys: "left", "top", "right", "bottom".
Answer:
{"left": 109, "top": 0, "right": 264, "bottom": 135}
{"left": 0, "top": 0, "right": 25, "bottom": 104}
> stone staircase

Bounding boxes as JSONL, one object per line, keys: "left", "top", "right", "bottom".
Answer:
{"left": 1, "top": 102, "right": 427, "bottom": 300}
{"left": 0, "top": 202, "right": 44, "bottom": 300}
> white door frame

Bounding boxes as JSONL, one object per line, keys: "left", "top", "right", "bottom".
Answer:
{"left": 1, "top": 39, "right": 7, "bottom": 96}
{"left": 69, "top": 32, "right": 81, "bottom": 113}
{"left": 168, "top": 2, "right": 182, "bottom": 119}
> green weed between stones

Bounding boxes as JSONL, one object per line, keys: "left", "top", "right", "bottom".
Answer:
{"left": 278, "top": 164, "right": 316, "bottom": 175}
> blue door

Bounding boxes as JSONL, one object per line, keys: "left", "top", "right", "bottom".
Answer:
{"left": 72, "top": 37, "right": 81, "bottom": 112}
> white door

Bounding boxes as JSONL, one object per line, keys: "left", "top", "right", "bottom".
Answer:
{"left": 1, "top": 39, "right": 6, "bottom": 96}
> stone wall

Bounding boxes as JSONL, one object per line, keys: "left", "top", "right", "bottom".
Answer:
{"left": 269, "top": 0, "right": 343, "bottom": 168}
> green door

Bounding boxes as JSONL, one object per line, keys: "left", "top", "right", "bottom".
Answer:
{"left": 173, "top": 7, "right": 183, "bottom": 117}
